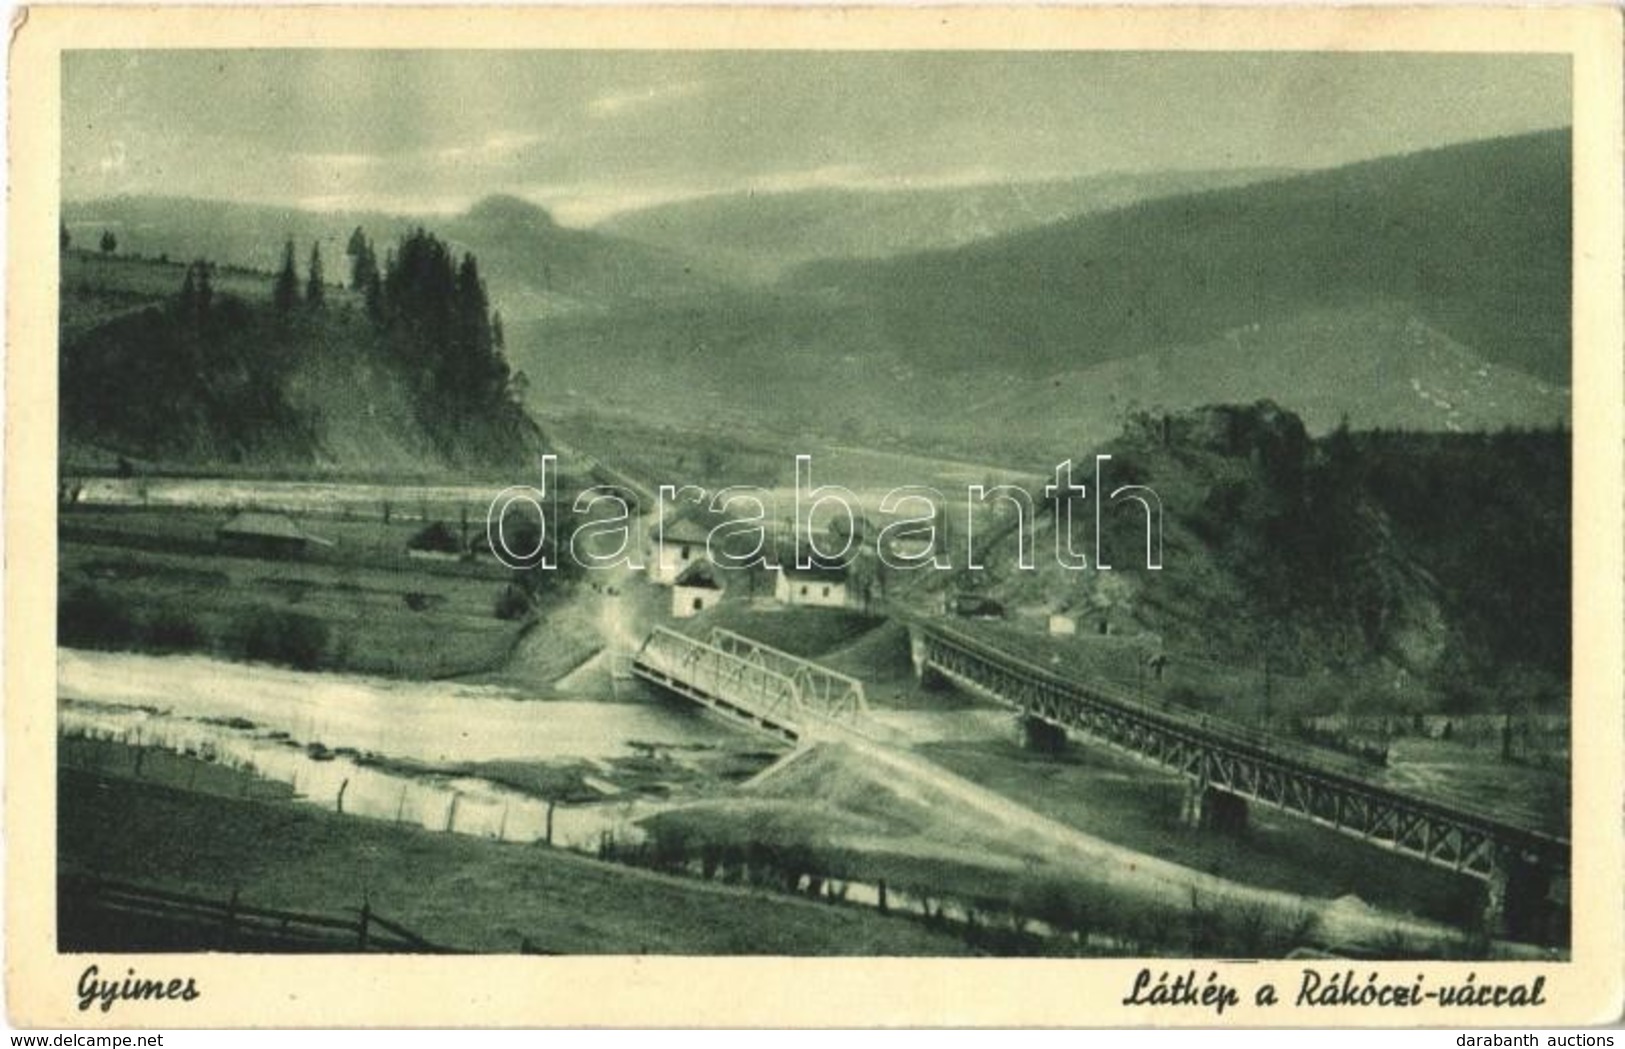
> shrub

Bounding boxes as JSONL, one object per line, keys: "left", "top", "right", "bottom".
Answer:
{"left": 58, "top": 585, "right": 136, "bottom": 649}
{"left": 408, "top": 521, "right": 463, "bottom": 555}
{"left": 143, "top": 608, "right": 205, "bottom": 652}
{"left": 494, "top": 584, "right": 531, "bottom": 621}
{"left": 1014, "top": 876, "right": 1087, "bottom": 936}
{"left": 234, "top": 607, "right": 329, "bottom": 669}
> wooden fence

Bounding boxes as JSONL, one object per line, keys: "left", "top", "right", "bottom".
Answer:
{"left": 59, "top": 874, "right": 467, "bottom": 954}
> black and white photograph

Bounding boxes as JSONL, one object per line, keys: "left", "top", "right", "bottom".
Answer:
{"left": 9, "top": 3, "right": 1624, "bottom": 1031}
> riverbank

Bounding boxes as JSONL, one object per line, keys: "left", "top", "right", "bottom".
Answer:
{"left": 59, "top": 645, "right": 1561, "bottom": 960}
{"left": 59, "top": 737, "right": 971, "bottom": 955}
{"left": 59, "top": 508, "right": 531, "bottom": 679}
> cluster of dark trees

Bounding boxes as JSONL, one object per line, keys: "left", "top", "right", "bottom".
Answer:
{"left": 61, "top": 223, "right": 536, "bottom": 468}
{"left": 351, "top": 226, "right": 513, "bottom": 417}
{"left": 59, "top": 582, "right": 329, "bottom": 670}
{"left": 271, "top": 239, "right": 328, "bottom": 314}
{"left": 1354, "top": 426, "right": 1569, "bottom": 707}
{"left": 269, "top": 227, "right": 522, "bottom": 435}
{"left": 1167, "top": 404, "right": 1569, "bottom": 709}
{"left": 257, "top": 227, "right": 531, "bottom": 460}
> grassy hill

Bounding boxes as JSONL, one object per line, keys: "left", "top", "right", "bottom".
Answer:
{"left": 598, "top": 169, "right": 1289, "bottom": 282}
{"left": 59, "top": 248, "right": 542, "bottom": 472}
{"left": 919, "top": 403, "right": 1570, "bottom": 716}
{"left": 793, "top": 130, "right": 1570, "bottom": 385}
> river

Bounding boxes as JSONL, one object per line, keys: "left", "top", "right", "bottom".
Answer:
{"left": 60, "top": 650, "right": 737, "bottom": 762}
{"left": 58, "top": 648, "right": 751, "bottom": 849}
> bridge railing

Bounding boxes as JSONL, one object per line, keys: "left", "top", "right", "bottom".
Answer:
{"left": 920, "top": 615, "right": 1284, "bottom": 747}
{"left": 705, "top": 628, "right": 869, "bottom": 723}
{"left": 635, "top": 627, "right": 804, "bottom": 734}
{"left": 633, "top": 626, "right": 877, "bottom": 742}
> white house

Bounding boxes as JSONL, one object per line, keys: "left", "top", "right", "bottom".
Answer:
{"left": 647, "top": 516, "right": 713, "bottom": 586}
{"left": 671, "top": 562, "right": 724, "bottom": 619}
{"left": 774, "top": 563, "right": 849, "bottom": 609}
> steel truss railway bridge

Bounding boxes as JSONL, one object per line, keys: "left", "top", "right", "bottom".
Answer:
{"left": 631, "top": 616, "right": 1567, "bottom": 939}
{"left": 906, "top": 617, "right": 1568, "bottom": 937}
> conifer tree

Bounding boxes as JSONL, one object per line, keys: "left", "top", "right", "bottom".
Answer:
{"left": 350, "top": 238, "right": 378, "bottom": 292}
{"left": 273, "top": 238, "right": 300, "bottom": 314}
{"left": 178, "top": 264, "right": 197, "bottom": 320}
{"left": 306, "top": 243, "right": 326, "bottom": 308}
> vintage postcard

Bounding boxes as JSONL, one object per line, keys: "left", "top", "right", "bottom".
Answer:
{"left": 6, "top": 3, "right": 1623, "bottom": 1029}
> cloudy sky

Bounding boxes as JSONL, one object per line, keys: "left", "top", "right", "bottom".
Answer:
{"left": 63, "top": 51, "right": 1568, "bottom": 225}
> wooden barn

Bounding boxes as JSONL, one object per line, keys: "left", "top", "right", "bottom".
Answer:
{"left": 217, "top": 511, "right": 324, "bottom": 559}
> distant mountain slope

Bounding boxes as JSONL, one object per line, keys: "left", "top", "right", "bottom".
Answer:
{"left": 439, "top": 195, "right": 720, "bottom": 317}
{"left": 598, "top": 169, "right": 1289, "bottom": 281}
{"left": 67, "top": 130, "right": 1572, "bottom": 462}
{"left": 62, "top": 194, "right": 716, "bottom": 321}
{"left": 794, "top": 130, "right": 1571, "bottom": 385}
{"left": 956, "top": 304, "right": 1569, "bottom": 450}
{"left": 520, "top": 300, "right": 1565, "bottom": 465}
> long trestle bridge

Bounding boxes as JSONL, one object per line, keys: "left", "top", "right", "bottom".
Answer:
{"left": 905, "top": 615, "right": 1568, "bottom": 935}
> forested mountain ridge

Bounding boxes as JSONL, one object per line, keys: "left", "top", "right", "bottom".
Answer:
{"left": 944, "top": 402, "right": 1570, "bottom": 716}
{"left": 59, "top": 227, "right": 542, "bottom": 472}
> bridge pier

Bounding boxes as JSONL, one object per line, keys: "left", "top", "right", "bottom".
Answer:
{"left": 1021, "top": 716, "right": 1068, "bottom": 755}
{"left": 907, "top": 627, "right": 950, "bottom": 690}
{"left": 1182, "top": 779, "right": 1248, "bottom": 835}
{"left": 1483, "top": 847, "right": 1555, "bottom": 941}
